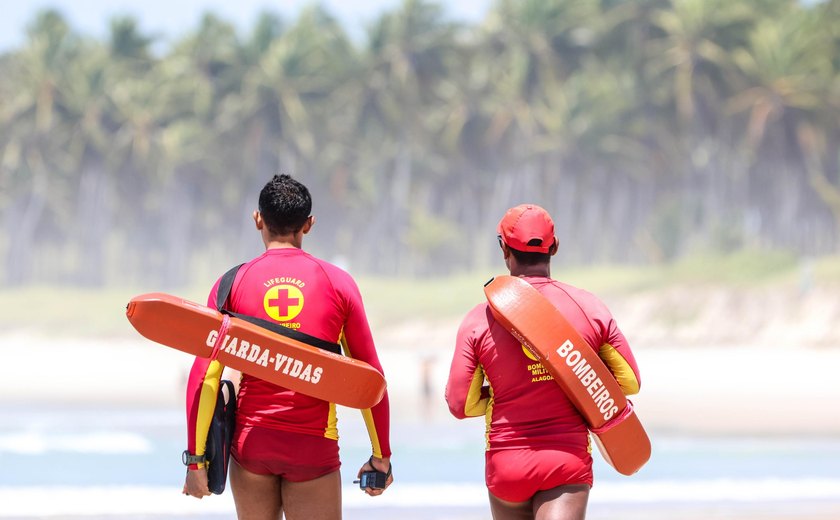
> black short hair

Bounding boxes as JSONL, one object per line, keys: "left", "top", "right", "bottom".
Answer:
{"left": 499, "top": 236, "right": 552, "bottom": 265}
{"left": 509, "top": 248, "right": 551, "bottom": 265}
{"left": 258, "top": 174, "right": 312, "bottom": 235}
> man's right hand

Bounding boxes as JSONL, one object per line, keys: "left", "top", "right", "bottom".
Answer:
{"left": 357, "top": 456, "right": 393, "bottom": 497}
{"left": 183, "top": 467, "right": 212, "bottom": 498}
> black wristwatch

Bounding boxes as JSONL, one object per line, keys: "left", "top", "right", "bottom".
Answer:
{"left": 182, "top": 450, "right": 206, "bottom": 466}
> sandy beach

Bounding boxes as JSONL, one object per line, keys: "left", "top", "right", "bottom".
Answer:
{"left": 3, "top": 323, "right": 840, "bottom": 435}
{"left": 3, "top": 269, "right": 840, "bottom": 431}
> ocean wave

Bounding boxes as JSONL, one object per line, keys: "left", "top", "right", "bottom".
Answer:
{"left": 0, "top": 479, "right": 838, "bottom": 516}
{"left": 0, "top": 431, "right": 152, "bottom": 455}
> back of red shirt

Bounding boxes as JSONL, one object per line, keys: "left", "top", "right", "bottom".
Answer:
{"left": 204, "top": 248, "right": 390, "bottom": 455}
{"left": 446, "top": 276, "right": 639, "bottom": 453}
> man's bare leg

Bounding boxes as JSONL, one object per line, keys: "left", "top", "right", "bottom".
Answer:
{"left": 488, "top": 483, "right": 590, "bottom": 520}
{"left": 229, "top": 459, "right": 283, "bottom": 520}
{"left": 489, "top": 491, "right": 533, "bottom": 520}
{"left": 533, "top": 484, "right": 590, "bottom": 520}
{"left": 281, "top": 470, "right": 342, "bottom": 520}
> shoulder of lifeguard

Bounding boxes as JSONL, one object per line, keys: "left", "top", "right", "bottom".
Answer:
{"left": 310, "top": 254, "right": 354, "bottom": 279}
{"left": 467, "top": 301, "right": 490, "bottom": 319}
{"left": 554, "top": 281, "right": 611, "bottom": 313}
{"left": 457, "top": 302, "right": 491, "bottom": 334}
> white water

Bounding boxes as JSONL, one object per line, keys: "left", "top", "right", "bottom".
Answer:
{"left": 2, "top": 478, "right": 840, "bottom": 517}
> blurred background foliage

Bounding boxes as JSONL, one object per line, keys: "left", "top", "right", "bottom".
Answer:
{"left": 1, "top": 0, "right": 840, "bottom": 288}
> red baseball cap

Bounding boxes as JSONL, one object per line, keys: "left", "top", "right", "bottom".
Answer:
{"left": 497, "top": 204, "right": 556, "bottom": 253}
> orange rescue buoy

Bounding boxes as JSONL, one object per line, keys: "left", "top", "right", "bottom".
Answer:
{"left": 484, "top": 276, "right": 650, "bottom": 475}
{"left": 126, "top": 293, "right": 386, "bottom": 409}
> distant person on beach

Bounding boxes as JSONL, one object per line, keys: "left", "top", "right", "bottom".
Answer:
{"left": 182, "top": 174, "right": 393, "bottom": 519}
{"left": 445, "top": 204, "right": 641, "bottom": 520}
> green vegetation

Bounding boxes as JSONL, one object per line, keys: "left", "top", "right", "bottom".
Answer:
{"left": 0, "top": 286, "right": 149, "bottom": 337}
{"left": 358, "top": 271, "right": 496, "bottom": 325}
{"left": 2, "top": 0, "right": 840, "bottom": 288}
{"left": 3, "top": 251, "right": 837, "bottom": 337}
{"left": 540, "top": 249, "right": 816, "bottom": 294}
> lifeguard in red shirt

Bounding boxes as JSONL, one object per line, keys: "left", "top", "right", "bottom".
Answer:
{"left": 182, "top": 174, "right": 392, "bottom": 519}
{"left": 445, "top": 204, "right": 640, "bottom": 520}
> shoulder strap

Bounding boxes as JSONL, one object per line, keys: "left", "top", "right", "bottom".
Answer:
{"left": 215, "top": 264, "right": 342, "bottom": 356}
{"left": 226, "top": 311, "right": 342, "bottom": 355}
{"left": 216, "top": 264, "right": 243, "bottom": 312}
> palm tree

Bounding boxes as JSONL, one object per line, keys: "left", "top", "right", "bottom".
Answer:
{"left": 226, "top": 6, "right": 357, "bottom": 263}
{"left": 61, "top": 40, "right": 114, "bottom": 286}
{"left": 108, "top": 16, "right": 154, "bottom": 64}
{"left": 100, "top": 16, "right": 170, "bottom": 285}
{"left": 727, "top": 8, "right": 835, "bottom": 251}
{"left": 728, "top": 10, "right": 829, "bottom": 151}
{"left": 647, "top": 0, "right": 755, "bottom": 129}
{"left": 151, "top": 13, "right": 244, "bottom": 285}
{"left": 0, "top": 10, "right": 81, "bottom": 285}
{"left": 467, "top": 0, "right": 605, "bottom": 265}
{"left": 351, "top": 0, "right": 457, "bottom": 274}
{"left": 4, "top": 0, "right": 840, "bottom": 283}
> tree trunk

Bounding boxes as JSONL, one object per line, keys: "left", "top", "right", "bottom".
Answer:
{"left": 163, "top": 172, "right": 194, "bottom": 288}
{"left": 75, "top": 154, "right": 111, "bottom": 286}
{"left": 4, "top": 154, "right": 47, "bottom": 286}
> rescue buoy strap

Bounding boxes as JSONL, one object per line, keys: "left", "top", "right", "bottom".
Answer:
{"left": 215, "top": 263, "right": 341, "bottom": 356}
{"left": 209, "top": 314, "right": 231, "bottom": 361}
{"left": 589, "top": 399, "right": 635, "bottom": 435}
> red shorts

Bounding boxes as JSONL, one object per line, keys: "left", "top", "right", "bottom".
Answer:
{"left": 485, "top": 448, "right": 593, "bottom": 503}
{"left": 232, "top": 424, "right": 340, "bottom": 482}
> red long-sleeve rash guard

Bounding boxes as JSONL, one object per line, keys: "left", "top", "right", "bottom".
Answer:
{"left": 445, "top": 276, "right": 640, "bottom": 452}
{"left": 186, "top": 248, "right": 391, "bottom": 468}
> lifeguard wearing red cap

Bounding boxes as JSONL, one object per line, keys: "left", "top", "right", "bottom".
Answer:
{"left": 497, "top": 204, "right": 556, "bottom": 253}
